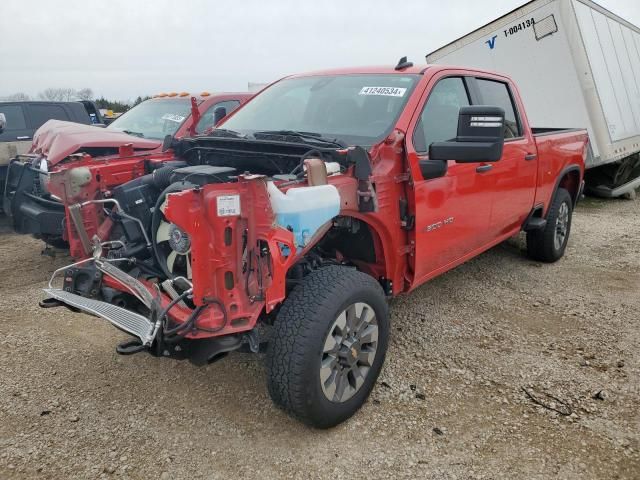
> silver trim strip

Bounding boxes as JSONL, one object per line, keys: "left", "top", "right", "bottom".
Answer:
{"left": 471, "top": 116, "right": 503, "bottom": 122}
{"left": 43, "top": 288, "right": 155, "bottom": 345}
{"left": 470, "top": 122, "right": 503, "bottom": 127}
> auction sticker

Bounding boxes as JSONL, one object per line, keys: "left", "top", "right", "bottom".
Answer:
{"left": 161, "top": 113, "right": 186, "bottom": 123}
{"left": 217, "top": 195, "right": 241, "bottom": 217}
{"left": 359, "top": 86, "right": 407, "bottom": 97}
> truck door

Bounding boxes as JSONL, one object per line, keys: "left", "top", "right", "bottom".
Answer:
{"left": 407, "top": 76, "right": 494, "bottom": 283}
{"left": 472, "top": 78, "right": 537, "bottom": 235}
{"left": 0, "top": 104, "right": 33, "bottom": 187}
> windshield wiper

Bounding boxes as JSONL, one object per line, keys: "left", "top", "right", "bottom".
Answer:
{"left": 122, "top": 130, "right": 145, "bottom": 138}
{"left": 252, "top": 130, "right": 346, "bottom": 148}
{"left": 203, "top": 128, "right": 246, "bottom": 138}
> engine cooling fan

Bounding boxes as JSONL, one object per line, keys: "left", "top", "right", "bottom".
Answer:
{"left": 152, "top": 185, "right": 194, "bottom": 280}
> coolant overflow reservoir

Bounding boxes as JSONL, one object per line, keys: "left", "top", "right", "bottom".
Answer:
{"left": 267, "top": 181, "right": 340, "bottom": 249}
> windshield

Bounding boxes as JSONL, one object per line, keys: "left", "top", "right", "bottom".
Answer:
{"left": 221, "top": 74, "right": 419, "bottom": 145}
{"left": 108, "top": 98, "right": 191, "bottom": 139}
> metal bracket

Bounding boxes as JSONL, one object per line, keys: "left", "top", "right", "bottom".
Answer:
{"left": 394, "top": 172, "right": 411, "bottom": 183}
{"left": 243, "top": 330, "right": 260, "bottom": 353}
{"left": 398, "top": 243, "right": 415, "bottom": 256}
{"left": 68, "top": 203, "right": 93, "bottom": 255}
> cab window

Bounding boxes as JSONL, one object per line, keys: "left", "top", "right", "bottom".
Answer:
{"left": 28, "top": 104, "right": 70, "bottom": 130}
{"left": 475, "top": 79, "right": 521, "bottom": 138}
{"left": 413, "top": 77, "right": 470, "bottom": 153}
{"left": 195, "top": 100, "right": 241, "bottom": 134}
{"left": 0, "top": 105, "right": 27, "bottom": 131}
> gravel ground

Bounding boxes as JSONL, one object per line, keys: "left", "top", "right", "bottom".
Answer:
{"left": 0, "top": 196, "right": 638, "bottom": 480}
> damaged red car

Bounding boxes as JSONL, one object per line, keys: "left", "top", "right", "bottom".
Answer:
{"left": 41, "top": 62, "right": 586, "bottom": 428}
{"left": 4, "top": 92, "right": 251, "bottom": 256}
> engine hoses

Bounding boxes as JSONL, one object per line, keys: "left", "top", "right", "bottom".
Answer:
{"left": 162, "top": 298, "right": 228, "bottom": 338}
{"left": 190, "top": 298, "right": 228, "bottom": 334}
{"left": 159, "top": 289, "right": 192, "bottom": 335}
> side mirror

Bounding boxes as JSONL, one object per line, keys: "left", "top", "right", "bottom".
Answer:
{"left": 419, "top": 159, "right": 448, "bottom": 180}
{"left": 0, "top": 113, "right": 6, "bottom": 132}
{"left": 429, "top": 106, "right": 505, "bottom": 163}
{"left": 213, "top": 106, "right": 227, "bottom": 126}
{"left": 161, "top": 134, "right": 174, "bottom": 152}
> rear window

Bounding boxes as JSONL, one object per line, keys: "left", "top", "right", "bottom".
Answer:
{"left": 0, "top": 105, "right": 27, "bottom": 130}
{"left": 476, "top": 79, "right": 521, "bottom": 138}
{"left": 29, "top": 104, "right": 70, "bottom": 130}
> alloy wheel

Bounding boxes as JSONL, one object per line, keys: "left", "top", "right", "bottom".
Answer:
{"left": 320, "top": 302, "right": 379, "bottom": 403}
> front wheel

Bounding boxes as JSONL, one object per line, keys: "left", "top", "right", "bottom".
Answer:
{"left": 527, "top": 187, "right": 573, "bottom": 262}
{"left": 266, "top": 266, "right": 389, "bottom": 428}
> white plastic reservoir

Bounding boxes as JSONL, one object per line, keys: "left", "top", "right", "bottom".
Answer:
{"left": 267, "top": 181, "right": 340, "bottom": 249}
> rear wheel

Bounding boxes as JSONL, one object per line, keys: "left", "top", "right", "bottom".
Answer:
{"left": 266, "top": 266, "right": 389, "bottom": 428}
{"left": 527, "top": 188, "right": 573, "bottom": 263}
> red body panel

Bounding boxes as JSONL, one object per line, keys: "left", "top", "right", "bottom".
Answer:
{"left": 159, "top": 176, "right": 297, "bottom": 337}
{"left": 397, "top": 66, "right": 586, "bottom": 289}
{"left": 533, "top": 130, "right": 589, "bottom": 214}
{"left": 56, "top": 66, "right": 586, "bottom": 340}
{"left": 49, "top": 153, "right": 176, "bottom": 258}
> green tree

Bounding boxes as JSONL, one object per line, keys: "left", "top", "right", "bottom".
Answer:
{"left": 94, "top": 97, "right": 132, "bottom": 113}
{"left": 133, "top": 95, "right": 151, "bottom": 106}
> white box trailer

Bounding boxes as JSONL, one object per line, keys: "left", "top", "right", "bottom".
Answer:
{"left": 427, "top": 0, "right": 640, "bottom": 196}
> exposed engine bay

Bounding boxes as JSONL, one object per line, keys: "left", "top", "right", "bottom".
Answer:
{"left": 100, "top": 137, "right": 354, "bottom": 280}
{"left": 47, "top": 136, "right": 374, "bottom": 364}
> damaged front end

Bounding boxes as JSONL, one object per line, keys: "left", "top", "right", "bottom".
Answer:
{"left": 44, "top": 172, "right": 300, "bottom": 364}
{"left": 4, "top": 154, "right": 66, "bottom": 243}
{"left": 41, "top": 133, "right": 380, "bottom": 365}
{"left": 4, "top": 119, "right": 162, "bottom": 247}
{"left": 43, "top": 161, "right": 328, "bottom": 364}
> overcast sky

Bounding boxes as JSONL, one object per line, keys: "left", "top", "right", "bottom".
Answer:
{"left": 1, "top": 0, "right": 639, "bottom": 101}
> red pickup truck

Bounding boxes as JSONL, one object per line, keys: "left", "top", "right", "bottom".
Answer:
{"left": 3, "top": 92, "right": 252, "bottom": 255}
{"left": 42, "top": 61, "right": 587, "bottom": 428}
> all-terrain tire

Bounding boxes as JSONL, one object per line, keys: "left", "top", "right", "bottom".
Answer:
{"left": 527, "top": 187, "right": 573, "bottom": 263}
{"left": 266, "top": 265, "right": 389, "bottom": 429}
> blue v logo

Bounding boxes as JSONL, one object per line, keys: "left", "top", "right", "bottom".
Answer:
{"left": 486, "top": 35, "right": 498, "bottom": 49}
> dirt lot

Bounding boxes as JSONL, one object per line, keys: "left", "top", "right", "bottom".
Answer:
{"left": 0, "top": 196, "right": 638, "bottom": 480}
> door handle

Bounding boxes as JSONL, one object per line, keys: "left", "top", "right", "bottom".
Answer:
{"left": 476, "top": 164, "right": 493, "bottom": 173}
{"left": 16, "top": 136, "right": 30, "bottom": 140}
{"left": 524, "top": 153, "right": 537, "bottom": 161}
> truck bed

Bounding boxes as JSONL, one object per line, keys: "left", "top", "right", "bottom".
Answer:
{"left": 532, "top": 127, "right": 588, "bottom": 210}
{"left": 532, "top": 127, "right": 587, "bottom": 136}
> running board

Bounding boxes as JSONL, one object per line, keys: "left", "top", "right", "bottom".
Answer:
{"left": 43, "top": 288, "right": 156, "bottom": 345}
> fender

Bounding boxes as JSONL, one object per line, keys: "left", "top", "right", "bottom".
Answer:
{"left": 547, "top": 164, "right": 582, "bottom": 214}
{"left": 302, "top": 212, "right": 402, "bottom": 294}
